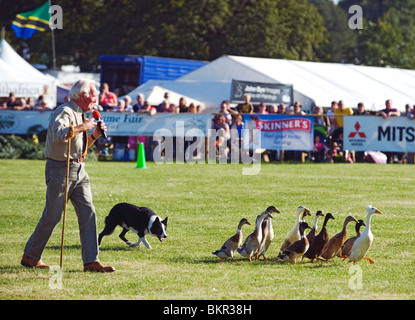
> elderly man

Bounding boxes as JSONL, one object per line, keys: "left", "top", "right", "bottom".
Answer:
{"left": 21, "top": 79, "right": 115, "bottom": 273}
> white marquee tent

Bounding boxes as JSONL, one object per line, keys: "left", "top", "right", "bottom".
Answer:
{"left": 0, "top": 40, "right": 56, "bottom": 106}
{"left": 125, "top": 82, "right": 208, "bottom": 111}
{"left": 179, "top": 55, "right": 415, "bottom": 112}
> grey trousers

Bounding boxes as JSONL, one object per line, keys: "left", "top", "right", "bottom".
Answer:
{"left": 24, "top": 159, "right": 99, "bottom": 265}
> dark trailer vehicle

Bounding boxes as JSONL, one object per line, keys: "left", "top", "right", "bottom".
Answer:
{"left": 98, "top": 55, "right": 207, "bottom": 95}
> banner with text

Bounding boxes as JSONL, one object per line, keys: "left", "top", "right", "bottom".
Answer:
{"left": 231, "top": 80, "right": 293, "bottom": 105}
{"left": 344, "top": 116, "right": 415, "bottom": 152}
{"left": 243, "top": 114, "right": 314, "bottom": 151}
{"left": 0, "top": 111, "right": 212, "bottom": 136}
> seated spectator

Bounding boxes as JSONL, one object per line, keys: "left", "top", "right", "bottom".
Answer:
{"left": 0, "top": 101, "right": 7, "bottom": 110}
{"left": 133, "top": 94, "right": 145, "bottom": 112}
{"left": 137, "top": 100, "right": 157, "bottom": 116}
{"left": 99, "top": 83, "right": 118, "bottom": 111}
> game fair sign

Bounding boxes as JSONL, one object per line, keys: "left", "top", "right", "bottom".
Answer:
{"left": 0, "top": 111, "right": 212, "bottom": 136}
{"left": 344, "top": 116, "right": 415, "bottom": 152}
{"left": 243, "top": 114, "right": 314, "bottom": 151}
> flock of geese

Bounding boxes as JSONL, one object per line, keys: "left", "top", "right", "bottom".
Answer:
{"left": 212, "top": 205, "right": 383, "bottom": 265}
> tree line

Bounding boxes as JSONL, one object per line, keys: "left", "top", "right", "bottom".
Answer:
{"left": 0, "top": 0, "right": 414, "bottom": 71}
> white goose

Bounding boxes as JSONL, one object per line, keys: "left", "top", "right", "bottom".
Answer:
{"left": 348, "top": 205, "right": 383, "bottom": 265}
{"left": 279, "top": 206, "right": 310, "bottom": 253}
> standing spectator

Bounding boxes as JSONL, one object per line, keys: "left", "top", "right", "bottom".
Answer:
{"left": 277, "top": 103, "right": 286, "bottom": 114}
{"left": 26, "top": 97, "right": 36, "bottom": 110}
{"left": 379, "top": 99, "right": 402, "bottom": 163}
{"left": 188, "top": 103, "right": 197, "bottom": 113}
{"left": 353, "top": 102, "right": 369, "bottom": 162}
{"left": 99, "top": 83, "right": 118, "bottom": 111}
{"left": 333, "top": 100, "right": 353, "bottom": 137}
{"left": 379, "top": 99, "right": 401, "bottom": 119}
{"left": 133, "top": 94, "right": 145, "bottom": 112}
{"left": 268, "top": 104, "right": 278, "bottom": 114}
{"left": 354, "top": 102, "right": 368, "bottom": 115}
{"left": 257, "top": 102, "right": 269, "bottom": 114}
{"left": 293, "top": 102, "right": 305, "bottom": 115}
{"left": 326, "top": 101, "right": 338, "bottom": 136}
{"left": 236, "top": 93, "right": 254, "bottom": 114}
{"left": 137, "top": 101, "right": 157, "bottom": 116}
{"left": 114, "top": 99, "right": 126, "bottom": 112}
{"left": 219, "top": 101, "right": 233, "bottom": 126}
{"left": 178, "top": 97, "right": 188, "bottom": 113}
{"left": 7, "top": 92, "right": 18, "bottom": 109}
{"left": 124, "top": 95, "right": 134, "bottom": 112}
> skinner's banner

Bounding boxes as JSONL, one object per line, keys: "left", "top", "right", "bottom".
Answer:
{"left": 243, "top": 114, "right": 314, "bottom": 151}
{"left": 344, "top": 116, "right": 415, "bottom": 152}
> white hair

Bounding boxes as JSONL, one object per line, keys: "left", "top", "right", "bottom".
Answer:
{"left": 69, "top": 79, "right": 96, "bottom": 99}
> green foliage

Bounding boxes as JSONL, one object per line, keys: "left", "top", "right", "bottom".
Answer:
{"left": 2, "top": 0, "right": 415, "bottom": 71}
{"left": 0, "top": 135, "right": 45, "bottom": 160}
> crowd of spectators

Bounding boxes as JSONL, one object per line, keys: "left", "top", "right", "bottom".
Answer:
{"left": 2, "top": 85, "right": 414, "bottom": 164}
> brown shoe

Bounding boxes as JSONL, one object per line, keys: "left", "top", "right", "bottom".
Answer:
{"left": 21, "top": 253, "right": 51, "bottom": 269}
{"left": 83, "top": 261, "right": 115, "bottom": 273}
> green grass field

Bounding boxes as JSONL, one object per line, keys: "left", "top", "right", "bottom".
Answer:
{"left": 0, "top": 159, "right": 414, "bottom": 300}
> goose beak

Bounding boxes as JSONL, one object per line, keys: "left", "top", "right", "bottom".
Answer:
{"left": 375, "top": 209, "right": 383, "bottom": 214}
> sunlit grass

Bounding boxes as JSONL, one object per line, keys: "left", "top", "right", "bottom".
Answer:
{"left": 0, "top": 159, "right": 414, "bottom": 299}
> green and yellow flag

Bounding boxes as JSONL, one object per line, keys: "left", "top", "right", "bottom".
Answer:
{"left": 11, "top": 2, "right": 51, "bottom": 40}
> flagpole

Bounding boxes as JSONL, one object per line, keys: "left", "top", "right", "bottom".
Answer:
{"left": 48, "top": 0, "right": 57, "bottom": 69}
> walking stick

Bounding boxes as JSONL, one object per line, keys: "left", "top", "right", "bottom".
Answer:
{"left": 60, "top": 138, "right": 71, "bottom": 270}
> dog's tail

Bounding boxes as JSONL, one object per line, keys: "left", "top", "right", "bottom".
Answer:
{"left": 98, "top": 206, "right": 121, "bottom": 245}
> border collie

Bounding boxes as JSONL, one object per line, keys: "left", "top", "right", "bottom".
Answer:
{"left": 98, "top": 203, "right": 168, "bottom": 249}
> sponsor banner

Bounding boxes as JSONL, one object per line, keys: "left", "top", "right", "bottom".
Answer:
{"left": 231, "top": 79, "right": 293, "bottom": 105}
{"left": 243, "top": 114, "right": 314, "bottom": 151}
{"left": 344, "top": 116, "right": 415, "bottom": 152}
{"left": 0, "top": 110, "right": 212, "bottom": 136}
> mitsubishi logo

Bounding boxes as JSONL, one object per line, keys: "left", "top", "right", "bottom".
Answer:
{"left": 348, "top": 122, "right": 367, "bottom": 138}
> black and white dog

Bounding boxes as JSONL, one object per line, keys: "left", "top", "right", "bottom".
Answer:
{"left": 98, "top": 203, "right": 168, "bottom": 249}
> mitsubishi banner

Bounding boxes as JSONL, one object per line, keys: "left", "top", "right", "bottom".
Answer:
{"left": 243, "top": 114, "right": 314, "bottom": 151}
{"left": 344, "top": 116, "right": 415, "bottom": 152}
